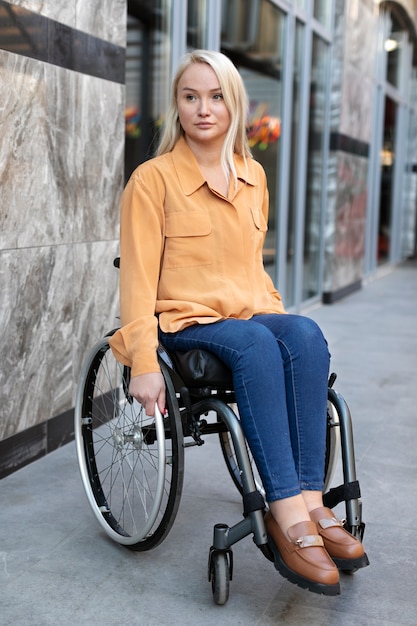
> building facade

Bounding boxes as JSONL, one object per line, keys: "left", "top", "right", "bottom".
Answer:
{"left": 1, "top": 0, "right": 416, "bottom": 476}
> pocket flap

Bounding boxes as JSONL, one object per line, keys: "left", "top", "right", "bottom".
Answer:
{"left": 250, "top": 207, "right": 267, "bottom": 231}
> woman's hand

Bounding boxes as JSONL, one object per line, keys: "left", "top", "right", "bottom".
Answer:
{"left": 128, "top": 372, "right": 166, "bottom": 417}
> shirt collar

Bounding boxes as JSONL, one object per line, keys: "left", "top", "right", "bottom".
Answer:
{"left": 171, "top": 136, "right": 256, "bottom": 196}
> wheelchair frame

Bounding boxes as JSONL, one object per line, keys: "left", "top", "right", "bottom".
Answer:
{"left": 75, "top": 330, "right": 365, "bottom": 605}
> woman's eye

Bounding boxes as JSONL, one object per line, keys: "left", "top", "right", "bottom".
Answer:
{"left": 213, "top": 93, "right": 223, "bottom": 100}
{"left": 186, "top": 94, "right": 196, "bottom": 101}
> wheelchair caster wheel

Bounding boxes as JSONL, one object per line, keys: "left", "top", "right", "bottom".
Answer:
{"left": 208, "top": 548, "right": 233, "bottom": 605}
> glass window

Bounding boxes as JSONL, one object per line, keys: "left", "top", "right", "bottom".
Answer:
{"left": 378, "top": 96, "right": 396, "bottom": 263}
{"left": 125, "top": 1, "right": 171, "bottom": 181}
{"left": 187, "top": 0, "right": 208, "bottom": 49}
{"left": 221, "top": 0, "right": 284, "bottom": 277}
{"left": 221, "top": 0, "right": 256, "bottom": 50}
{"left": 400, "top": 108, "right": 417, "bottom": 257}
{"left": 313, "top": 0, "right": 332, "bottom": 30}
{"left": 302, "top": 34, "right": 329, "bottom": 300}
{"left": 374, "top": 3, "right": 417, "bottom": 267}
{"left": 295, "top": 0, "right": 307, "bottom": 12}
{"left": 286, "top": 20, "right": 304, "bottom": 308}
{"left": 385, "top": 12, "right": 407, "bottom": 90}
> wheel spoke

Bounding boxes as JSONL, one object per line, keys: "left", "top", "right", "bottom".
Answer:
{"left": 75, "top": 337, "right": 184, "bottom": 549}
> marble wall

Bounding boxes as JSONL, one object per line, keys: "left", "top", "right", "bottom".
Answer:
{"left": 0, "top": 1, "right": 125, "bottom": 456}
{"left": 324, "top": 0, "right": 378, "bottom": 297}
{"left": 6, "top": 0, "right": 125, "bottom": 45}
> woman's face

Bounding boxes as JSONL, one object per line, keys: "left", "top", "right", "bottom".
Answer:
{"left": 176, "top": 63, "right": 231, "bottom": 148}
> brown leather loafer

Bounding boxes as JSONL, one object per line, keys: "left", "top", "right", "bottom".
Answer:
{"left": 309, "top": 507, "right": 369, "bottom": 571}
{"left": 264, "top": 511, "right": 340, "bottom": 595}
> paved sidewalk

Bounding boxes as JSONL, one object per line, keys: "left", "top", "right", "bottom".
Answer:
{"left": 1, "top": 260, "right": 417, "bottom": 625}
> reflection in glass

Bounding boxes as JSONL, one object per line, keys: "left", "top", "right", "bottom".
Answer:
{"left": 243, "top": 67, "right": 281, "bottom": 271}
{"left": 313, "top": 0, "right": 332, "bottom": 30}
{"left": 385, "top": 12, "right": 405, "bottom": 89}
{"left": 221, "top": 0, "right": 282, "bottom": 75}
{"left": 378, "top": 96, "right": 396, "bottom": 263}
{"left": 302, "top": 34, "right": 329, "bottom": 301}
{"left": 187, "top": 0, "right": 207, "bottom": 49}
{"left": 221, "top": 0, "right": 284, "bottom": 278}
{"left": 400, "top": 109, "right": 417, "bottom": 257}
{"left": 125, "top": 2, "right": 171, "bottom": 181}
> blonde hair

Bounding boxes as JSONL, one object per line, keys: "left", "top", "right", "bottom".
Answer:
{"left": 157, "top": 50, "right": 252, "bottom": 188}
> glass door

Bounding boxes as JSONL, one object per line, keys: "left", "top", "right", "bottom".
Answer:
{"left": 283, "top": 24, "right": 330, "bottom": 308}
{"left": 367, "top": 3, "right": 417, "bottom": 270}
{"left": 286, "top": 20, "right": 304, "bottom": 307}
{"left": 302, "top": 34, "right": 329, "bottom": 300}
{"left": 401, "top": 108, "right": 417, "bottom": 257}
{"left": 222, "top": 1, "right": 333, "bottom": 308}
{"left": 221, "top": 0, "right": 285, "bottom": 283}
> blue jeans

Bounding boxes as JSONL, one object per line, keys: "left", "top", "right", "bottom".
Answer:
{"left": 159, "top": 314, "right": 330, "bottom": 503}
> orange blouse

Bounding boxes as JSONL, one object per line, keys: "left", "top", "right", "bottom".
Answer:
{"left": 109, "top": 137, "right": 285, "bottom": 377}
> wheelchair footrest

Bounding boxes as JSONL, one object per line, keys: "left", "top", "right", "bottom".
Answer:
{"left": 323, "top": 480, "right": 361, "bottom": 509}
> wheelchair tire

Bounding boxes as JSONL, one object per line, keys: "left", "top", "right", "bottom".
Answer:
{"left": 209, "top": 551, "right": 230, "bottom": 605}
{"left": 75, "top": 336, "right": 184, "bottom": 550}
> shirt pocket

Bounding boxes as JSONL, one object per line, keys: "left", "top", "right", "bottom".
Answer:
{"left": 250, "top": 207, "right": 268, "bottom": 256}
{"left": 164, "top": 212, "right": 213, "bottom": 268}
{"left": 250, "top": 207, "right": 268, "bottom": 232}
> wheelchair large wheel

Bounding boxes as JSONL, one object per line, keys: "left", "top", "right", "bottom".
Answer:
{"left": 75, "top": 336, "right": 184, "bottom": 550}
{"left": 220, "top": 398, "right": 340, "bottom": 497}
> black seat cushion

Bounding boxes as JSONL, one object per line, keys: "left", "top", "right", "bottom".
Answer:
{"left": 169, "top": 349, "right": 233, "bottom": 390}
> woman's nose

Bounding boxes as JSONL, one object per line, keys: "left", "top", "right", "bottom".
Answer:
{"left": 198, "top": 98, "right": 210, "bottom": 116}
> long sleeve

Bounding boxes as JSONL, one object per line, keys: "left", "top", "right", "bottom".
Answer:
{"left": 109, "top": 167, "right": 166, "bottom": 377}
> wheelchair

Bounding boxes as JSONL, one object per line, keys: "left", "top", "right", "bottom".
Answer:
{"left": 75, "top": 296, "right": 366, "bottom": 605}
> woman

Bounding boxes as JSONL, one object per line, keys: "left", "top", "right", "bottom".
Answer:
{"left": 110, "top": 50, "right": 368, "bottom": 595}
